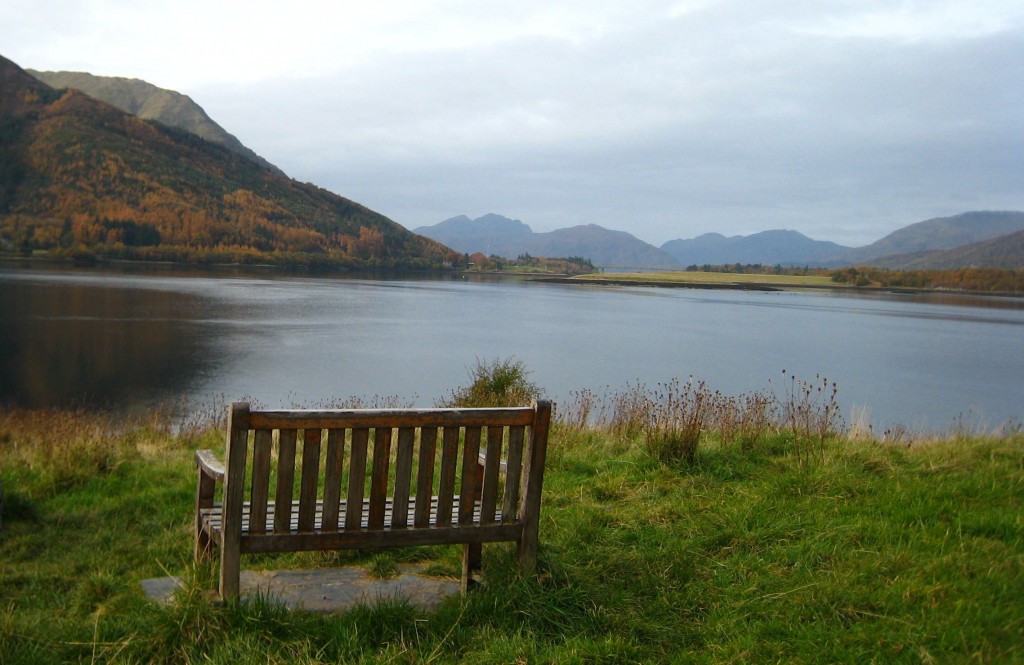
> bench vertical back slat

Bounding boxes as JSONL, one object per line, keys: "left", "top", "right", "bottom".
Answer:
{"left": 501, "top": 426, "right": 525, "bottom": 523}
{"left": 368, "top": 428, "right": 393, "bottom": 529}
{"left": 345, "top": 428, "right": 369, "bottom": 530}
{"left": 274, "top": 429, "right": 298, "bottom": 533}
{"left": 391, "top": 427, "right": 416, "bottom": 528}
{"left": 249, "top": 429, "right": 273, "bottom": 534}
{"left": 436, "top": 427, "right": 459, "bottom": 526}
{"left": 414, "top": 427, "right": 438, "bottom": 527}
{"left": 320, "top": 428, "right": 346, "bottom": 532}
{"left": 298, "top": 429, "right": 322, "bottom": 531}
{"left": 458, "top": 427, "right": 482, "bottom": 525}
{"left": 479, "top": 426, "right": 504, "bottom": 524}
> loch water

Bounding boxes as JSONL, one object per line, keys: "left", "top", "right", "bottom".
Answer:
{"left": 2, "top": 266, "right": 1022, "bottom": 432}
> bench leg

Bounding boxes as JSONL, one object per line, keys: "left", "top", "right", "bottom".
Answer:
{"left": 461, "top": 543, "right": 482, "bottom": 593}
{"left": 195, "top": 523, "right": 215, "bottom": 561}
{"left": 517, "top": 533, "right": 538, "bottom": 577}
{"left": 218, "top": 538, "right": 241, "bottom": 600}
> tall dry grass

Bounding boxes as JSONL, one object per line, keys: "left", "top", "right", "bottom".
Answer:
{"left": 558, "top": 371, "right": 843, "bottom": 466}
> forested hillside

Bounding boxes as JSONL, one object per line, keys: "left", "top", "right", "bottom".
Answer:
{"left": 0, "top": 55, "right": 454, "bottom": 268}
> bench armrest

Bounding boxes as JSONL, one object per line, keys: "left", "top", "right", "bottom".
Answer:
{"left": 478, "top": 451, "right": 508, "bottom": 474}
{"left": 195, "top": 449, "right": 225, "bottom": 481}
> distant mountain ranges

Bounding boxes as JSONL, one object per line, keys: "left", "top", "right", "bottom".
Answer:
{"left": 416, "top": 214, "right": 679, "bottom": 268}
{"left": 3, "top": 53, "right": 1022, "bottom": 272}
{"left": 417, "top": 211, "right": 1024, "bottom": 270}
{"left": 0, "top": 54, "right": 452, "bottom": 267}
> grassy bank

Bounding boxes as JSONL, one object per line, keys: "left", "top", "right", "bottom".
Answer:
{"left": 1, "top": 401, "right": 1022, "bottom": 663}
{"left": 561, "top": 270, "right": 839, "bottom": 291}
{"left": 566, "top": 269, "right": 1024, "bottom": 296}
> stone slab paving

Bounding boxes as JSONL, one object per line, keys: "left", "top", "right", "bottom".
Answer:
{"left": 142, "top": 564, "right": 462, "bottom": 613}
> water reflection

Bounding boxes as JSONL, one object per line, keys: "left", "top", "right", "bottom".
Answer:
{"left": 1, "top": 266, "right": 1022, "bottom": 432}
{"left": 0, "top": 277, "right": 213, "bottom": 408}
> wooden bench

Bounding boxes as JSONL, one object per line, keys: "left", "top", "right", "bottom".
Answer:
{"left": 195, "top": 400, "right": 551, "bottom": 600}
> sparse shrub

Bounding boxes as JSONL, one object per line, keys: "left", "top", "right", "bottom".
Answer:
{"left": 559, "top": 388, "right": 598, "bottom": 430}
{"left": 777, "top": 370, "right": 845, "bottom": 465}
{"left": 643, "top": 377, "right": 714, "bottom": 466}
{"left": 713, "top": 390, "right": 777, "bottom": 450}
{"left": 736, "top": 390, "right": 778, "bottom": 450}
{"left": 442, "top": 357, "right": 542, "bottom": 408}
{"left": 882, "top": 423, "right": 912, "bottom": 446}
{"left": 609, "top": 383, "right": 652, "bottom": 439}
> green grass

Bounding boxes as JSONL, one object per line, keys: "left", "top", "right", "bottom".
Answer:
{"left": 2, "top": 408, "right": 1022, "bottom": 663}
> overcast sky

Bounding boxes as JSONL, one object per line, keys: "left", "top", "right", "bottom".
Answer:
{"left": 3, "top": 1, "right": 1023, "bottom": 246}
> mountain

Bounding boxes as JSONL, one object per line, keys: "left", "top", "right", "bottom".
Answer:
{"left": 0, "top": 55, "right": 450, "bottom": 266}
{"left": 660, "top": 229, "right": 850, "bottom": 267}
{"left": 27, "top": 69, "right": 284, "bottom": 176}
{"left": 418, "top": 213, "right": 533, "bottom": 252}
{"left": 531, "top": 225, "right": 678, "bottom": 268}
{"left": 414, "top": 214, "right": 678, "bottom": 268}
{"left": 840, "top": 211, "right": 1024, "bottom": 265}
{"left": 865, "top": 229, "right": 1024, "bottom": 270}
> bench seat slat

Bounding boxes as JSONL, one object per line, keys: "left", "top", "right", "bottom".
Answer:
{"left": 242, "top": 522, "right": 522, "bottom": 554}
{"left": 199, "top": 496, "right": 503, "bottom": 539}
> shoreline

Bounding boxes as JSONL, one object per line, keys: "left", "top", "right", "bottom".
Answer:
{"left": 533, "top": 274, "right": 1024, "bottom": 300}
{"left": 3, "top": 254, "right": 1022, "bottom": 300}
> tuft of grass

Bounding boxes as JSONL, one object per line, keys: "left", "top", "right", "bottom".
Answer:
{"left": 367, "top": 552, "right": 400, "bottom": 580}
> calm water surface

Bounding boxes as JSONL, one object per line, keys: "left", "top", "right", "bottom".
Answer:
{"left": 2, "top": 266, "right": 1022, "bottom": 431}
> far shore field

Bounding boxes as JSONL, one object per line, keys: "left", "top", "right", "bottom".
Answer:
{"left": 543, "top": 270, "right": 1024, "bottom": 297}
{"left": 533, "top": 270, "right": 853, "bottom": 292}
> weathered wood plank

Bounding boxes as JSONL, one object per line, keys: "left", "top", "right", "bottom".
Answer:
{"left": 518, "top": 400, "right": 551, "bottom": 574}
{"left": 344, "top": 428, "right": 369, "bottom": 530}
{"left": 249, "top": 429, "right": 273, "bottom": 534}
{"left": 219, "top": 402, "right": 251, "bottom": 599}
{"left": 274, "top": 429, "right": 297, "bottom": 533}
{"left": 479, "top": 426, "right": 504, "bottom": 524}
{"left": 502, "top": 425, "right": 525, "bottom": 523}
{"left": 462, "top": 542, "right": 482, "bottom": 593}
{"left": 368, "top": 427, "right": 393, "bottom": 529}
{"left": 320, "top": 428, "right": 345, "bottom": 532}
{"left": 240, "top": 522, "right": 523, "bottom": 554}
{"left": 250, "top": 407, "right": 536, "bottom": 431}
{"left": 195, "top": 449, "right": 225, "bottom": 480}
{"left": 198, "top": 495, "right": 503, "bottom": 536}
{"left": 436, "top": 427, "right": 459, "bottom": 526}
{"left": 391, "top": 427, "right": 415, "bottom": 528}
{"left": 414, "top": 427, "right": 438, "bottom": 527}
{"left": 459, "top": 427, "right": 482, "bottom": 526}
{"left": 298, "top": 428, "right": 322, "bottom": 532}
{"left": 195, "top": 450, "right": 219, "bottom": 560}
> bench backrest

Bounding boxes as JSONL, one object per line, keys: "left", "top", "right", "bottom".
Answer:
{"left": 221, "top": 401, "right": 551, "bottom": 536}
